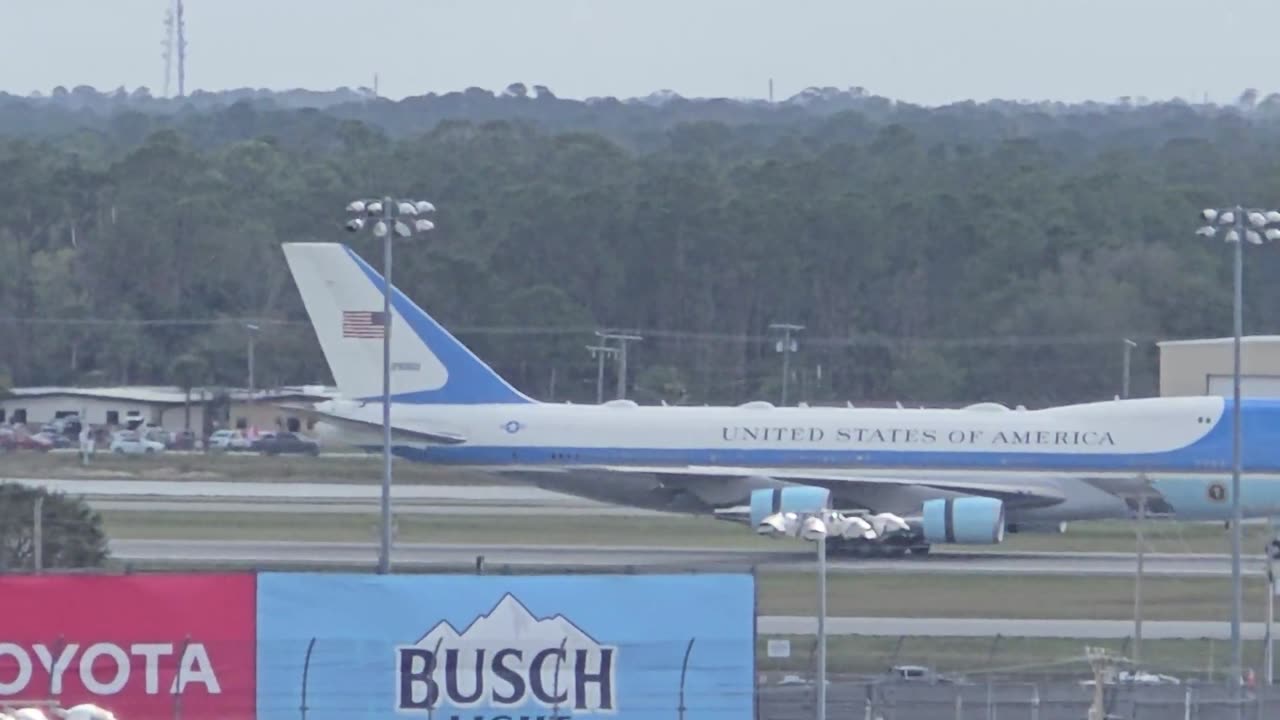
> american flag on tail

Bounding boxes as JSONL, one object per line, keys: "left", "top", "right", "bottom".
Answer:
{"left": 342, "top": 310, "right": 386, "bottom": 339}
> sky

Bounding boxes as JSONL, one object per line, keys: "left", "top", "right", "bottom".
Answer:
{"left": 2, "top": 0, "right": 1278, "bottom": 106}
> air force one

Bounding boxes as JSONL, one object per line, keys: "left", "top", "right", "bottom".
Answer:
{"left": 279, "top": 241, "right": 1280, "bottom": 556}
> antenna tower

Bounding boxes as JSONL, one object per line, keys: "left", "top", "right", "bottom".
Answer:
{"left": 162, "top": 3, "right": 174, "bottom": 98}
{"left": 176, "top": 0, "right": 188, "bottom": 97}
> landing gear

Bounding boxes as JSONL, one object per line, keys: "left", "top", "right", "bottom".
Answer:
{"left": 826, "top": 536, "right": 921, "bottom": 558}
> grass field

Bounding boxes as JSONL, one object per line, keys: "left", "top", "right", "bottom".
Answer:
{"left": 754, "top": 635, "right": 1256, "bottom": 678}
{"left": 0, "top": 450, "right": 507, "bottom": 484}
{"left": 753, "top": 572, "right": 1269, "bottom": 620}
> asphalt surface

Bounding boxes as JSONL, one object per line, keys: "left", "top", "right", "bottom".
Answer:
{"left": 104, "top": 537, "right": 1265, "bottom": 577}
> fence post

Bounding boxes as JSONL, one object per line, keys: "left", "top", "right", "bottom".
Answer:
{"left": 33, "top": 495, "right": 43, "bottom": 573}
{"left": 985, "top": 678, "right": 993, "bottom": 720}
{"left": 299, "top": 637, "right": 317, "bottom": 720}
{"left": 172, "top": 634, "right": 191, "bottom": 720}
{"left": 1030, "top": 681, "right": 1040, "bottom": 720}
{"left": 48, "top": 635, "right": 65, "bottom": 701}
{"left": 426, "top": 636, "right": 442, "bottom": 720}
{"left": 954, "top": 688, "right": 962, "bottom": 720}
{"left": 676, "top": 637, "right": 696, "bottom": 720}
{"left": 1183, "top": 685, "right": 1191, "bottom": 720}
{"left": 550, "top": 636, "right": 568, "bottom": 718}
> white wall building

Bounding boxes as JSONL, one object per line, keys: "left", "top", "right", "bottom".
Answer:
{"left": 0, "top": 385, "right": 339, "bottom": 433}
{"left": 1157, "top": 336, "right": 1280, "bottom": 397}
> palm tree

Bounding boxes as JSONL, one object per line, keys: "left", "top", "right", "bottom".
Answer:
{"left": 169, "top": 353, "right": 208, "bottom": 430}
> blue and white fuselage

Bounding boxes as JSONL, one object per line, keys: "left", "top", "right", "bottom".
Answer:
{"left": 280, "top": 241, "right": 1280, "bottom": 552}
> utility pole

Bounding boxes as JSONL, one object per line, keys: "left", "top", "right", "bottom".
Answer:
{"left": 769, "top": 323, "right": 803, "bottom": 406}
{"left": 586, "top": 344, "right": 618, "bottom": 404}
{"left": 175, "top": 0, "right": 187, "bottom": 97}
{"left": 1122, "top": 338, "right": 1137, "bottom": 398}
{"left": 246, "top": 323, "right": 259, "bottom": 398}
{"left": 596, "top": 331, "right": 641, "bottom": 400}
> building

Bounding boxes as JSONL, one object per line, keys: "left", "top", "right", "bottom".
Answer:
{"left": 1157, "top": 336, "right": 1280, "bottom": 397}
{"left": 0, "top": 385, "right": 339, "bottom": 435}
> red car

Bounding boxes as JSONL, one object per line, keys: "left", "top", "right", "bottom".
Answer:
{"left": 2, "top": 429, "right": 53, "bottom": 452}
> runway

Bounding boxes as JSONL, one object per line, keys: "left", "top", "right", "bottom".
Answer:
{"left": 105, "top": 538, "right": 1264, "bottom": 577}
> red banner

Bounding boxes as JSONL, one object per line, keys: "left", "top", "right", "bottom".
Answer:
{"left": 0, "top": 573, "right": 256, "bottom": 719}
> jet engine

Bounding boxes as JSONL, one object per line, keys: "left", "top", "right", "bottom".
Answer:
{"left": 750, "top": 486, "right": 831, "bottom": 536}
{"left": 921, "top": 496, "right": 1005, "bottom": 545}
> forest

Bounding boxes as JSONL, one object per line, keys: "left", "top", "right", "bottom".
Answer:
{"left": 3, "top": 84, "right": 1280, "bottom": 406}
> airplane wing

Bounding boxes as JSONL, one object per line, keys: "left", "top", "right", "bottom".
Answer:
{"left": 499, "top": 461, "right": 1070, "bottom": 517}
{"left": 582, "top": 465, "right": 1062, "bottom": 502}
{"left": 275, "top": 403, "right": 467, "bottom": 445}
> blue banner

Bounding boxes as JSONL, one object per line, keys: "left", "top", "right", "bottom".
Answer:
{"left": 255, "top": 573, "right": 755, "bottom": 720}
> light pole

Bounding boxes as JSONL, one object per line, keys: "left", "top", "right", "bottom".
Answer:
{"left": 586, "top": 344, "right": 619, "bottom": 404}
{"left": 1121, "top": 338, "right": 1137, "bottom": 399}
{"left": 595, "top": 331, "right": 642, "bottom": 399}
{"left": 246, "top": 323, "right": 259, "bottom": 398}
{"left": 769, "top": 323, "right": 803, "bottom": 406}
{"left": 1195, "top": 205, "right": 1280, "bottom": 700}
{"left": 796, "top": 511, "right": 831, "bottom": 720}
{"left": 1267, "top": 533, "right": 1279, "bottom": 685}
{"left": 344, "top": 196, "right": 437, "bottom": 574}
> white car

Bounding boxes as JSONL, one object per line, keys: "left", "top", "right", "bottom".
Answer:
{"left": 208, "top": 429, "right": 252, "bottom": 451}
{"left": 109, "top": 430, "right": 165, "bottom": 455}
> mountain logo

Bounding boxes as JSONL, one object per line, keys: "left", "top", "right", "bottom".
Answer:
{"left": 396, "top": 593, "right": 618, "bottom": 716}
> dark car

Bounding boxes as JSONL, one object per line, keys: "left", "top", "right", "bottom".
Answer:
{"left": 252, "top": 431, "right": 320, "bottom": 456}
{"left": 35, "top": 430, "right": 72, "bottom": 449}
{"left": 167, "top": 429, "right": 198, "bottom": 450}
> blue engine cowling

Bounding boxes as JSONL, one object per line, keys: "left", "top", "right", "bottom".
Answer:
{"left": 922, "top": 496, "right": 1005, "bottom": 544}
{"left": 749, "top": 486, "right": 831, "bottom": 528}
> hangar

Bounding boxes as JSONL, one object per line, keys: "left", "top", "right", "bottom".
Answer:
{"left": 1157, "top": 336, "right": 1280, "bottom": 397}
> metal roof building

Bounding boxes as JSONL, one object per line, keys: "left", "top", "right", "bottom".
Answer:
{"left": 0, "top": 385, "right": 339, "bottom": 433}
{"left": 1157, "top": 336, "right": 1280, "bottom": 397}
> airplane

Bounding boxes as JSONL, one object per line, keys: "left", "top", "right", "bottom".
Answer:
{"left": 278, "top": 241, "right": 1280, "bottom": 557}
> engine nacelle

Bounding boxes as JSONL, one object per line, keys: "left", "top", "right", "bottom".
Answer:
{"left": 750, "top": 486, "right": 831, "bottom": 531}
{"left": 922, "top": 496, "right": 1006, "bottom": 545}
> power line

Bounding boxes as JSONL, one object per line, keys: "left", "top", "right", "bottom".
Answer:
{"left": 0, "top": 316, "right": 1167, "bottom": 346}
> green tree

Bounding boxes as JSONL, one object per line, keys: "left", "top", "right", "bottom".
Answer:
{"left": 0, "top": 483, "right": 109, "bottom": 571}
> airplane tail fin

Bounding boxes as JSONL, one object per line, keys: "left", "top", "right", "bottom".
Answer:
{"left": 281, "top": 242, "right": 535, "bottom": 405}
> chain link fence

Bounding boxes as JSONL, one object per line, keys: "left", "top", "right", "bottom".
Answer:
{"left": 757, "top": 677, "right": 1280, "bottom": 720}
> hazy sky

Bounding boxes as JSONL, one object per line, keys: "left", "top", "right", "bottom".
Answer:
{"left": 3, "top": 0, "right": 1277, "bottom": 105}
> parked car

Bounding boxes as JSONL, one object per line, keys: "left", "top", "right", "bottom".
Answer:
{"left": 167, "top": 429, "right": 198, "bottom": 450}
{"left": 34, "top": 430, "right": 71, "bottom": 449}
{"left": 109, "top": 430, "right": 165, "bottom": 455}
{"left": 207, "top": 429, "right": 253, "bottom": 451}
{"left": 7, "top": 430, "right": 53, "bottom": 452}
{"left": 252, "top": 431, "right": 320, "bottom": 456}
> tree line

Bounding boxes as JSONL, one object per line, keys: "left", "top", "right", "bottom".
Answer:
{"left": 4, "top": 86, "right": 1280, "bottom": 406}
